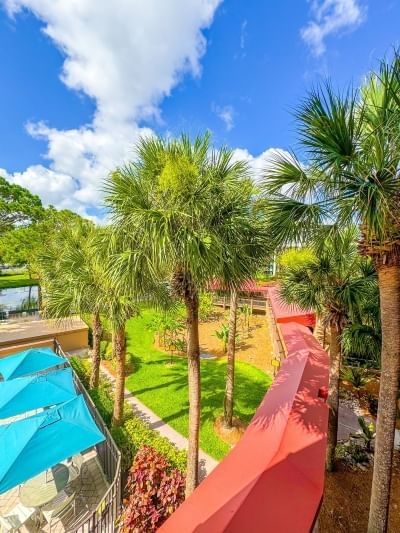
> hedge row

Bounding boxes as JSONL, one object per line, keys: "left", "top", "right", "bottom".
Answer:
{"left": 70, "top": 357, "right": 187, "bottom": 474}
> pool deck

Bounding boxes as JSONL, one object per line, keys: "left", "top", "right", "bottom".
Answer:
{"left": 0, "top": 450, "right": 108, "bottom": 532}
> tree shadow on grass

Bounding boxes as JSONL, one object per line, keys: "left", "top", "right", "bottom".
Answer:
{"left": 139, "top": 359, "right": 272, "bottom": 428}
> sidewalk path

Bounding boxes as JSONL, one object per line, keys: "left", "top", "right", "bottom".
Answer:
{"left": 100, "top": 364, "right": 218, "bottom": 480}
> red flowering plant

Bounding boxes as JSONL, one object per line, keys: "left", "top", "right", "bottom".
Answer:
{"left": 119, "top": 445, "right": 186, "bottom": 532}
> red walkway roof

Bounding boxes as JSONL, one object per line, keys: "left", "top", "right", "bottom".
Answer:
{"left": 267, "top": 285, "right": 316, "bottom": 328}
{"left": 161, "top": 318, "right": 328, "bottom": 532}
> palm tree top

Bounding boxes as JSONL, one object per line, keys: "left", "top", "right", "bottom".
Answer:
{"left": 105, "top": 133, "right": 270, "bottom": 291}
{"left": 262, "top": 51, "right": 400, "bottom": 257}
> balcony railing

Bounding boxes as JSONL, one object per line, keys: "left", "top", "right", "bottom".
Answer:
{"left": 54, "top": 340, "right": 122, "bottom": 532}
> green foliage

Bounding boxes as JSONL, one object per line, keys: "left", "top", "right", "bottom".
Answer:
{"left": 214, "top": 323, "right": 230, "bottom": 353}
{"left": 105, "top": 133, "right": 270, "bottom": 297}
{"left": 125, "top": 309, "right": 271, "bottom": 460}
{"left": 100, "top": 340, "right": 113, "bottom": 360}
{"left": 340, "top": 366, "right": 368, "bottom": 390}
{"left": 0, "top": 272, "right": 38, "bottom": 289}
{"left": 198, "top": 292, "right": 214, "bottom": 322}
{"left": 238, "top": 304, "right": 251, "bottom": 335}
{"left": 70, "top": 355, "right": 186, "bottom": 473}
{"left": 336, "top": 442, "right": 369, "bottom": 465}
{"left": 0, "top": 176, "right": 43, "bottom": 235}
{"left": 342, "top": 323, "right": 381, "bottom": 369}
{"left": 357, "top": 416, "right": 376, "bottom": 452}
{"left": 69, "top": 357, "right": 91, "bottom": 388}
{"left": 146, "top": 307, "right": 186, "bottom": 353}
{"left": 113, "top": 418, "right": 187, "bottom": 474}
{"left": 278, "top": 248, "right": 315, "bottom": 272}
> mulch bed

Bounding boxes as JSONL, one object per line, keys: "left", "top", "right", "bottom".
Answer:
{"left": 319, "top": 451, "right": 400, "bottom": 532}
{"left": 214, "top": 415, "right": 247, "bottom": 445}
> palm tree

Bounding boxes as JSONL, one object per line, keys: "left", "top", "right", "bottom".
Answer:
{"left": 105, "top": 133, "right": 267, "bottom": 496}
{"left": 39, "top": 223, "right": 141, "bottom": 426}
{"left": 38, "top": 220, "right": 105, "bottom": 388}
{"left": 221, "top": 200, "right": 269, "bottom": 430}
{"left": 278, "top": 226, "right": 377, "bottom": 471}
{"left": 261, "top": 52, "right": 400, "bottom": 531}
{"left": 224, "top": 288, "right": 238, "bottom": 428}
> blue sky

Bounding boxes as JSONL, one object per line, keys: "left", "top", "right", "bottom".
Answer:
{"left": 0, "top": 0, "right": 399, "bottom": 219}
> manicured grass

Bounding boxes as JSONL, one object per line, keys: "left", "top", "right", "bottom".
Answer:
{"left": 0, "top": 272, "right": 38, "bottom": 289}
{"left": 124, "top": 308, "right": 272, "bottom": 460}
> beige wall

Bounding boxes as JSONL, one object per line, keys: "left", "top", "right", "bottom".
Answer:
{"left": 0, "top": 327, "right": 88, "bottom": 358}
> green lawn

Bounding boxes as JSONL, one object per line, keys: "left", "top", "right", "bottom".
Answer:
{"left": 0, "top": 272, "right": 38, "bottom": 289}
{"left": 124, "top": 308, "right": 272, "bottom": 460}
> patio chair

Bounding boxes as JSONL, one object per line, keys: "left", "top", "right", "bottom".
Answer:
{"left": 68, "top": 454, "right": 84, "bottom": 490}
{"left": 42, "top": 491, "right": 76, "bottom": 532}
{"left": 0, "top": 502, "right": 36, "bottom": 532}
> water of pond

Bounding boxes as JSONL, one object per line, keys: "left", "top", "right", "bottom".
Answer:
{"left": 0, "top": 285, "right": 39, "bottom": 312}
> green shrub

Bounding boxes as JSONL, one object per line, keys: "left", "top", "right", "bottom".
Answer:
{"left": 100, "top": 340, "right": 113, "bottom": 360}
{"left": 199, "top": 292, "right": 214, "bottom": 322}
{"left": 112, "top": 418, "right": 187, "bottom": 474}
{"left": 70, "top": 357, "right": 186, "bottom": 475}
{"left": 89, "top": 382, "right": 115, "bottom": 426}
{"left": 70, "top": 357, "right": 91, "bottom": 388}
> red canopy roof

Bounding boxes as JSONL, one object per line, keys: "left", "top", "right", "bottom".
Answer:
{"left": 266, "top": 285, "right": 316, "bottom": 328}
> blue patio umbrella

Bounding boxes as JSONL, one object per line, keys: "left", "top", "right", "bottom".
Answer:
{"left": 0, "top": 347, "right": 65, "bottom": 380}
{"left": 0, "top": 395, "right": 106, "bottom": 494}
{"left": 0, "top": 367, "right": 77, "bottom": 419}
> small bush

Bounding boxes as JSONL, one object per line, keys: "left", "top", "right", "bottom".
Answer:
{"left": 199, "top": 292, "right": 214, "bottom": 322}
{"left": 70, "top": 357, "right": 91, "bottom": 389}
{"left": 100, "top": 340, "right": 113, "bottom": 360}
{"left": 113, "top": 417, "right": 187, "bottom": 474}
{"left": 119, "top": 446, "right": 185, "bottom": 533}
{"left": 89, "top": 382, "right": 115, "bottom": 426}
{"left": 340, "top": 366, "right": 368, "bottom": 391}
{"left": 336, "top": 442, "right": 369, "bottom": 465}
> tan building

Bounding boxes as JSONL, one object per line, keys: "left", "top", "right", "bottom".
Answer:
{"left": 0, "top": 317, "right": 89, "bottom": 358}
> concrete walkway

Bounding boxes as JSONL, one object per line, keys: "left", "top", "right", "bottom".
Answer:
{"left": 338, "top": 403, "right": 363, "bottom": 441}
{"left": 100, "top": 364, "right": 218, "bottom": 480}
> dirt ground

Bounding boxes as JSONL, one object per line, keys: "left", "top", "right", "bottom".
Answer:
{"left": 319, "top": 452, "right": 400, "bottom": 532}
{"left": 198, "top": 308, "right": 274, "bottom": 374}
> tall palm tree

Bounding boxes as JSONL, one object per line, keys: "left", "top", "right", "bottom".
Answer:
{"left": 278, "top": 226, "right": 377, "bottom": 471}
{"left": 39, "top": 223, "right": 141, "bottom": 426}
{"left": 261, "top": 52, "right": 400, "bottom": 531}
{"left": 220, "top": 185, "right": 269, "bottom": 430}
{"left": 38, "top": 220, "right": 105, "bottom": 388}
{"left": 105, "top": 133, "right": 267, "bottom": 496}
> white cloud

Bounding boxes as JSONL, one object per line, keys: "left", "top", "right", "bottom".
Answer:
{"left": 232, "top": 147, "right": 293, "bottom": 182}
{"left": 213, "top": 104, "right": 235, "bottom": 131}
{"left": 2, "top": 0, "right": 222, "bottom": 216}
{"left": 301, "top": 0, "right": 366, "bottom": 57}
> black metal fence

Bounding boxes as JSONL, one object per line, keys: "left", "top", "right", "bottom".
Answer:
{"left": 54, "top": 340, "right": 122, "bottom": 532}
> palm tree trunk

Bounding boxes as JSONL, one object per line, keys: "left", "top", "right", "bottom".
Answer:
{"left": 184, "top": 287, "right": 201, "bottom": 498}
{"left": 326, "top": 322, "right": 341, "bottom": 472}
{"left": 112, "top": 325, "right": 126, "bottom": 427}
{"left": 368, "top": 264, "right": 400, "bottom": 533}
{"left": 90, "top": 312, "right": 102, "bottom": 389}
{"left": 224, "top": 289, "right": 238, "bottom": 428}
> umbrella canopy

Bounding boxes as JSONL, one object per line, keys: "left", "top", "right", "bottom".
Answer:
{"left": 0, "top": 367, "right": 77, "bottom": 420}
{"left": 0, "top": 395, "right": 106, "bottom": 494}
{"left": 0, "top": 348, "right": 65, "bottom": 381}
